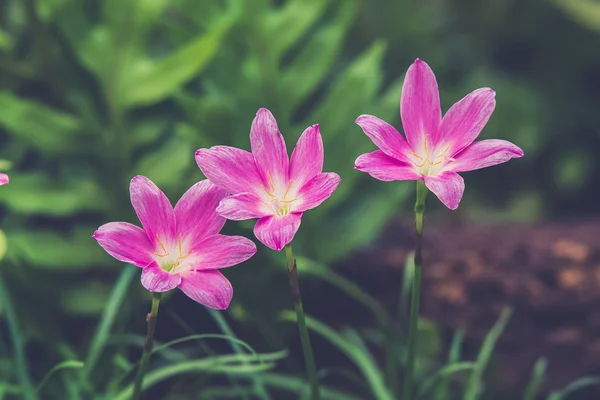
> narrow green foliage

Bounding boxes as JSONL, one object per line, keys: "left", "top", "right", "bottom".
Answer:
{"left": 0, "top": 276, "right": 35, "bottom": 400}
{"left": 281, "top": 312, "right": 393, "bottom": 400}
{"left": 522, "top": 358, "right": 548, "bottom": 400}
{"left": 464, "top": 307, "right": 513, "bottom": 400}
{"left": 417, "top": 362, "right": 476, "bottom": 399}
{"left": 546, "top": 377, "right": 600, "bottom": 400}
{"left": 35, "top": 360, "right": 84, "bottom": 393}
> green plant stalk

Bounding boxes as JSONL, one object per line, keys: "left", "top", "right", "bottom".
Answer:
{"left": 285, "top": 245, "right": 321, "bottom": 400}
{"left": 132, "top": 292, "right": 162, "bottom": 400}
{"left": 402, "top": 180, "right": 427, "bottom": 400}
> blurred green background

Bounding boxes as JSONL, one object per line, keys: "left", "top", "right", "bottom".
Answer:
{"left": 1, "top": 0, "right": 600, "bottom": 398}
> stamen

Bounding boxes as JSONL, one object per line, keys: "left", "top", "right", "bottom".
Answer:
{"left": 156, "top": 234, "right": 168, "bottom": 254}
{"left": 408, "top": 151, "right": 424, "bottom": 161}
{"left": 267, "top": 173, "right": 275, "bottom": 192}
{"left": 260, "top": 184, "right": 275, "bottom": 197}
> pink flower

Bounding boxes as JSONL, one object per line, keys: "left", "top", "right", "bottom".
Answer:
{"left": 93, "top": 176, "right": 256, "bottom": 310}
{"left": 0, "top": 173, "right": 8, "bottom": 185}
{"left": 355, "top": 59, "right": 524, "bottom": 210}
{"left": 195, "top": 108, "right": 341, "bottom": 251}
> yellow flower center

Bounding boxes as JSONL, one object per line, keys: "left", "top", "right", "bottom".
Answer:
{"left": 407, "top": 135, "right": 453, "bottom": 176}
{"left": 153, "top": 234, "right": 193, "bottom": 272}
{"left": 260, "top": 174, "right": 298, "bottom": 216}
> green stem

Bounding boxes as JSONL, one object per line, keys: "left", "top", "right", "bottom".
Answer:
{"left": 131, "top": 292, "right": 162, "bottom": 400}
{"left": 285, "top": 245, "right": 321, "bottom": 400}
{"left": 402, "top": 180, "right": 427, "bottom": 400}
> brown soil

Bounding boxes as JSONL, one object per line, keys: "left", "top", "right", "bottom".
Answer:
{"left": 334, "top": 218, "right": 600, "bottom": 397}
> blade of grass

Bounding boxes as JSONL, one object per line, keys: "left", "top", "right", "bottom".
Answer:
{"left": 435, "top": 330, "right": 464, "bottom": 400}
{"left": 209, "top": 309, "right": 271, "bottom": 400}
{"left": 112, "top": 351, "right": 287, "bottom": 400}
{"left": 83, "top": 265, "right": 136, "bottom": 378}
{"left": 249, "top": 373, "right": 363, "bottom": 400}
{"left": 281, "top": 311, "right": 393, "bottom": 400}
{"left": 35, "top": 360, "right": 84, "bottom": 393}
{"left": 547, "top": 377, "right": 600, "bottom": 400}
{"left": 0, "top": 275, "right": 35, "bottom": 400}
{"left": 463, "top": 307, "right": 513, "bottom": 400}
{"left": 417, "top": 362, "right": 476, "bottom": 400}
{"left": 523, "top": 358, "right": 547, "bottom": 400}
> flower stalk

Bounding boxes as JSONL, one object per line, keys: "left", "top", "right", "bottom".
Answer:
{"left": 403, "top": 180, "right": 427, "bottom": 400}
{"left": 285, "top": 245, "right": 321, "bottom": 400}
{"left": 132, "top": 292, "right": 162, "bottom": 400}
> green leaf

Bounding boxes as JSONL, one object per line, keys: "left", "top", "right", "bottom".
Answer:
{"left": 6, "top": 227, "right": 110, "bottom": 269}
{"left": 523, "top": 358, "right": 547, "bottom": 400}
{"left": 0, "top": 91, "right": 81, "bottom": 154}
{"left": 0, "top": 174, "right": 110, "bottom": 215}
{"left": 279, "top": 0, "right": 357, "bottom": 109}
{"left": 265, "top": 0, "right": 333, "bottom": 58}
{"left": 112, "top": 351, "right": 287, "bottom": 400}
{"left": 60, "top": 283, "right": 113, "bottom": 315}
{"left": 417, "top": 362, "right": 476, "bottom": 400}
{"left": 243, "top": 373, "right": 363, "bottom": 400}
{"left": 130, "top": 125, "right": 196, "bottom": 191}
{"left": 464, "top": 307, "right": 513, "bottom": 400}
{"left": 547, "top": 377, "right": 600, "bottom": 400}
{"left": 0, "top": 277, "right": 35, "bottom": 400}
{"left": 434, "top": 330, "right": 465, "bottom": 400}
{"left": 35, "top": 360, "right": 84, "bottom": 393}
{"left": 83, "top": 266, "right": 136, "bottom": 379}
{"left": 120, "top": 18, "right": 233, "bottom": 107}
{"left": 281, "top": 312, "right": 393, "bottom": 400}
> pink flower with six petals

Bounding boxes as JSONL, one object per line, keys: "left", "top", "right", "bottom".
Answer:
{"left": 93, "top": 176, "right": 256, "bottom": 310}
{"left": 355, "top": 59, "right": 524, "bottom": 210}
{"left": 195, "top": 108, "right": 341, "bottom": 251}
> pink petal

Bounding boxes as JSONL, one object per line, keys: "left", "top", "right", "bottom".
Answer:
{"left": 178, "top": 269, "right": 233, "bottom": 310}
{"left": 93, "top": 222, "right": 154, "bottom": 267}
{"left": 216, "top": 193, "right": 271, "bottom": 220}
{"left": 355, "top": 115, "right": 412, "bottom": 163}
{"left": 141, "top": 264, "right": 182, "bottom": 292}
{"left": 451, "top": 139, "right": 524, "bottom": 173}
{"left": 0, "top": 173, "right": 9, "bottom": 185}
{"left": 174, "top": 180, "right": 227, "bottom": 244}
{"left": 295, "top": 172, "right": 340, "bottom": 212}
{"left": 438, "top": 88, "right": 496, "bottom": 155}
{"left": 130, "top": 176, "right": 176, "bottom": 248}
{"left": 195, "top": 146, "right": 266, "bottom": 195}
{"left": 289, "top": 124, "right": 323, "bottom": 189}
{"left": 354, "top": 150, "right": 420, "bottom": 181}
{"left": 400, "top": 59, "right": 442, "bottom": 148}
{"left": 253, "top": 213, "right": 302, "bottom": 251}
{"left": 250, "top": 108, "right": 289, "bottom": 188}
{"left": 190, "top": 234, "right": 256, "bottom": 269}
{"left": 424, "top": 172, "right": 465, "bottom": 210}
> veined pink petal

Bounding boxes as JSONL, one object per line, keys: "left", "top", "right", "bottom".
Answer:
{"left": 0, "top": 173, "right": 8, "bottom": 185}
{"left": 400, "top": 59, "right": 441, "bottom": 148}
{"left": 295, "top": 172, "right": 340, "bottom": 212}
{"left": 451, "top": 139, "right": 524, "bottom": 173}
{"left": 250, "top": 108, "right": 289, "bottom": 187}
{"left": 253, "top": 213, "right": 302, "bottom": 251}
{"left": 355, "top": 150, "right": 419, "bottom": 181}
{"left": 93, "top": 222, "right": 154, "bottom": 268}
{"left": 178, "top": 269, "right": 233, "bottom": 310}
{"left": 189, "top": 234, "right": 256, "bottom": 270}
{"left": 439, "top": 88, "right": 496, "bottom": 155}
{"left": 355, "top": 115, "right": 412, "bottom": 163}
{"left": 424, "top": 171, "right": 465, "bottom": 210}
{"left": 289, "top": 124, "right": 323, "bottom": 189}
{"left": 174, "top": 180, "right": 227, "bottom": 244}
{"left": 130, "top": 176, "right": 176, "bottom": 248}
{"left": 216, "top": 193, "right": 271, "bottom": 220}
{"left": 141, "top": 264, "right": 182, "bottom": 292}
{"left": 196, "top": 146, "right": 265, "bottom": 195}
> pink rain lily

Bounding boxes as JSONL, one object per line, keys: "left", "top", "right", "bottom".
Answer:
{"left": 196, "top": 108, "right": 341, "bottom": 251}
{"left": 93, "top": 176, "right": 256, "bottom": 310}
{"left": 355, "top": 59, "right": 524, "bottom": 210}
{"left": 0, "top": 173, "right": 8, "bottom": 185}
